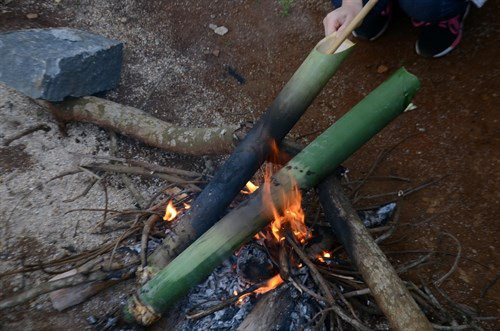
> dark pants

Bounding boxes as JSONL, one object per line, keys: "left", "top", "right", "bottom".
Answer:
{"left": 331, "top": 0, "right": 467, "bottom": 22}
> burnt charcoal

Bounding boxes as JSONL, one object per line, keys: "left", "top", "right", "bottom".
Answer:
{"left": 236, "top": 244, "right": 275, "bottom": 283}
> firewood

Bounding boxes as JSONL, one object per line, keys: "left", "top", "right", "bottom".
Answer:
{"left": 318, "top": 176, "right": 433, "bottom": 331}
{"left": 46, "top": 96, "right": 238, "bottom": 155}
{"left": 123, "top": 68, "right": 421, "bottom": 326}
{"left": 237, "top": 285, "right": 295, "bottom": 331}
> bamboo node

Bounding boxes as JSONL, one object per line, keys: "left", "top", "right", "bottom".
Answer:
{"left": 129, "top": 294, "right": 161, "bottom": 326}
{"left": 136, "top": 266, "right": 157, "bottom": 285}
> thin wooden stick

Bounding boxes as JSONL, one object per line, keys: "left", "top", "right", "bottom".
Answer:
{"left": 318, "top": 0, "right": 379, "bottom": 54}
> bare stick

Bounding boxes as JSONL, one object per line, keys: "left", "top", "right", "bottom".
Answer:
{"left": 434, "top": 232, "right": 461, "bottom": 287}
{"left": 309, "top": 305, "right": 373, "bottom": 331}
{"left": 186, "top": 283, "right": 260, "bottom": 320}
{"left": 62, "top": 178, "right": 98, "bottom": 203}
{"left": 141, "top": 215, "right": 162, "bottom": 268}
{"left": 3, "top": 124, "right": 51, "bottom": 146}
{"left": 285, "top": 232, "right": 369, "bottom": 329}
{"left": 83, "top": 163, "right": 203, "bottom": 188}
{"left": 318, "top": 0, "right": 379, "bottom": 54}
{"left": 0, "top": 267, "right": 134, "bottom": 310}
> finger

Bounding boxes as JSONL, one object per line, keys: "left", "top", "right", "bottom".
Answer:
{"left": 323, "top": 13, "right": 342, "bottom": 36}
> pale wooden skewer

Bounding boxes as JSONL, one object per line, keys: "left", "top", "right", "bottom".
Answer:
{"left": 319, "top": 0, "right": 379, "bottom": 54}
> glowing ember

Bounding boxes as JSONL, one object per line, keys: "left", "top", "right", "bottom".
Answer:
{"left": 163, "top": 200, "right": 178, "bottom": 222}
{"left": 317, "top": 256, "right": 325, "bottom": 263}
{"left": 323, "top": 251, "right": 331, "bottom": 258}
{"left": 241, "top": 181, "right": 259, "bottom": 194}
{"left": 254, "top": 274, "right": 284, "bottom": 294}
{"left": 234, "top": 274, "right": 284, "bottom": 306}
{"left": 183, "top": 202, "right": 191, "bottom": 209}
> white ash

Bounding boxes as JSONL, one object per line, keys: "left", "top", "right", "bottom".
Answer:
{"left": 176, "top": 254, "right": 253, "bottom": 330}
{"left": 358, "top": 202, "right": 397, "bottom": 228}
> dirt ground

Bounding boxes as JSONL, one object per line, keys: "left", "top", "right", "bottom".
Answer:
{"left": 0, "top": 0, "right": 499, "bottom": 330}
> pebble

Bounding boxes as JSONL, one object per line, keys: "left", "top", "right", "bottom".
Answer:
{"left": 120, "top": 17, "right": 128, "bottom": 23}
{"left": 208, "top": 23, "right": 218, "bottom": 31}
{"left": 212, "top": 49, "right": 220, "bottom": 57}
{"left": 377, "top": 64, "right": 388, "bottom": 74}
{"left": 214, "top": 26, "right": 228, "bottom": 36}
{"left": 26, "top": 13, "right": 39, "bottom": 19}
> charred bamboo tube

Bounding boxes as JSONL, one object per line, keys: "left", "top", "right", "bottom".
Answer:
{"left": 318, "top": 177, "right": 432, "bottom": 330}
{"left": 147, "top": 39, "right": 355, "bottom": 271}
{"left": 124, "top": 68, "right": 420, "bottom": 325}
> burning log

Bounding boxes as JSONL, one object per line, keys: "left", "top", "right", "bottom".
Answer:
{"left": 318, "top": 176, "right": 433, "bottom": 331}
{"left": 146, "top": 38, "right": 355, "bottom": 272}
{"left": 123, "top": 67, "right": 421, "bottom": 325}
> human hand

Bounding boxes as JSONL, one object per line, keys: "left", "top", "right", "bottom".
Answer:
{"left": 323, "top": 0, "right": 363, "bottom": 36}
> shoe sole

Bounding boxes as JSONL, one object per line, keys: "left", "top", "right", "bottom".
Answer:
{"left": 415, "top": 3, "right": 470, "bottom": 58}
{"left": 352, "top": 16, "right": 392, "bottom": 41}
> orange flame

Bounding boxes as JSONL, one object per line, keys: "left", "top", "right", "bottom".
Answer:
{"left": 261, "top": 162, "right": 309, "bottom": 244}
{"left": 234, "top": 274, "right": 285, "bottom": 305}
{"left": 163, "top": 200, "right": 178, "bottom": 222}
{"left": 254, "top": 274, "right": 284, "bottom": 294}
{"left": 241, "top": 181, "right": 259, "bottom": 195}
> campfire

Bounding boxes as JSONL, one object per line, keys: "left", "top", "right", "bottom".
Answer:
{"left": 1, "top": 18, "right": 489, "bottom": 330}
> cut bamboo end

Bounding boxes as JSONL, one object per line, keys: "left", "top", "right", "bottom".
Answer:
{"left": 316, "top": 35, "right": 355, "bottom": 55}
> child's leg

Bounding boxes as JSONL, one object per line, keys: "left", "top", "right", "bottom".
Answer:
{"left": 398, "top": 0, "right": 467, "bottom": 22}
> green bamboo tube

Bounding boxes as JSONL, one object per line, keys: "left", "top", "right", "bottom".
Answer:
{"left": 124, "top": 68, "right": 420, "bottom": 325}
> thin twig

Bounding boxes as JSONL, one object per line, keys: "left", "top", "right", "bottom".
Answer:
{"left": 3, "top": 124, "right": 51, "bottom": 146}
{"left": 83, "top": 163, "right": 204, "bottom": 187}
{"left": 396, "top": 252, "right": 434, "bottom": 274}
{"left": 47, "top": 169, "right": 83, "bottom": 182}
{"left": 0, "top": 266, "right": 136, "bottom": 310}
{"left": 349, "top": 134, "right": 416, "bottom": 199}
{"left": 309, "top": 305, "right": 373, "bottom": 331}
{"left": 434, "top": 232, "right": 461, "bottom": 287}
{"left": 186, "top": 283, "right": 261, "bottom": 320}
{"left": 140, "top": 215, "right": 162, "bottom": 268}
{"left": 62, "top": 178, "right": 98, "bottom": 203}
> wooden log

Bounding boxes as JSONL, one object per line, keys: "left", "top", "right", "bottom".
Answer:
{"left": 123, "top": 68, "right": 421, "bottom": 325}
{"left": 318, "top": 176, "right": 433, "bottom": 331}
{"left": 237, "top": 285, "right": 295, "bottom": 331}
{"left": 146, "top": 39, "right": 355, "bottom": 272}
{"left": 49, "top": 96, "right": 238, "bottom": 155}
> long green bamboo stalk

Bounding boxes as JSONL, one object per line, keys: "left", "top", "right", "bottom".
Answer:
{"left": 124, "top": 68, "right": 420, "bottom": 325}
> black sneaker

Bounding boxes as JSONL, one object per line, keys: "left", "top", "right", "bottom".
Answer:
{"left": 353, "top": 1, "right": 393, "bottom": 41}
{"left": 413, "top": 3, "right": 470, "bottom": 58}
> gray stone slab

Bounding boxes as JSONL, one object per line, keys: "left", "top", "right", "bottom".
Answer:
{"left": 0, "top": 28, "right": 123, "bottom": 101}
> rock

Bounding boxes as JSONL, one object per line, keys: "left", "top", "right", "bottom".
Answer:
{"left": 0, "top": 28, "right": 123, "bottom": 101}
{"left": 212, "top": 49, "right": 220, "bottom": 57}
{"left": 26, "top": 13, "right": 38, "bottom": 19}
{"left": 214, "top": 26, "right": 228, "bottom": 36}
{"left": 376, "top": 64, "right": 388, "bottom": 74}
{"left": 208, "top": 23, "right": 218, "bottom": 31}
